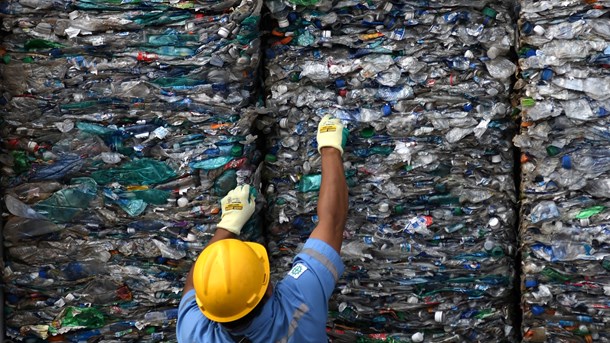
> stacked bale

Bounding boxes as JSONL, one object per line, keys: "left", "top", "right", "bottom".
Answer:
{"left": 0, "top": 0, "right": 264, "bottom": 340}
{"left": 514, "top": 1, "right": 610, "bottom": 342}
{"left": 261, "top": 0, "right": 519, "bottom": 341}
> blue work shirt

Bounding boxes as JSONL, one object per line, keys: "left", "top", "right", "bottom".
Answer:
{"left": 177, "top": 238, "right": 345, "bottom": 343}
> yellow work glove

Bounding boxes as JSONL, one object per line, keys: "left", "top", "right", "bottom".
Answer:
{"left": 317, "top": 114, "right": 347, "bottom": 155}
{"left": 217, "top": 184, "right": 257, "bottom": 236}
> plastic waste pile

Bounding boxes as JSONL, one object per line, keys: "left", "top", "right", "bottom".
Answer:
{"left": 0, "top": 0, "right": 264, "bottom": 340}
{"left": 513, "top": 1, "right": 610, "bottom": 342}
{"left": 261, "top": 0, "right": 519, "bottom": 341}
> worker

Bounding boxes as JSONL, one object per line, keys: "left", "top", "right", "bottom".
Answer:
{"left": 177, "top": 114, "right": 349, "bottom": 342}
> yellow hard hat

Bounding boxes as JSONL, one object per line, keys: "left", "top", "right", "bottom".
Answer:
{"left": 192, "top": 239, "right": 270, "bottom": 323}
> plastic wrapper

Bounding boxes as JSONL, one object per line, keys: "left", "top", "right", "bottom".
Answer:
{"left": 514, "top": 1, "right": 610, "bottom": 342}
{"left": 0, "top": 0, "right": 263, "bottom": 340}
{"left": 261, "top": 0, "right": 519, "bottom": 341}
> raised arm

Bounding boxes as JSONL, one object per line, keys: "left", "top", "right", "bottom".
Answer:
{"left": 309, "top": 115, "right": 349, "bottom": 253}
{"left": 182, "top": 184, "right": 256, "bottom": 296}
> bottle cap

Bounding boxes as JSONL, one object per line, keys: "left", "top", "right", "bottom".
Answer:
{"left": 360, "top": 127, "right": 375, "bottom": 138}
{"left": 404, "top": 11, "right": 415, "bottom": 20}
{"left": 322, "top": 30, "right": 331, "bottom": 38}
{"left": 435, "top": 311, "right": 444, "bottom": 323}
{"left": 280, "top": 118, "right": 289, "bottom": 128}
{"left": 230, "top": 145, "right": 243, "bottom": 157}
{"left": 488, "top": 217, "right": 500, "bottom": 229}
{"left": 561, "top": 155, "right": 572, "bottom": 169}
{"left": 492, "top": 155, "right": 502, "bottom": 163}
{"left": 383, "top": 2, "right": 393, "bottom": 12}
{"left": 265, "top": 153, "right": 277, "bottom": 163}
{"left": 303, "top": 161, "right": 311, "bottom": 174}
{"left": 533, "top": 25, "right": 546, "bottom": 35}
{"left": 218, "top": 27, "right": 231, "bottom": 38}
{"left": 482, "top": 7, "right": 498, "bottom": 19}
{"left": 464, "top": 50, "right": 474, "bottom": 59}
{"left": 382, "top": 103, "right": 392, "bottom": 116}
{"left": 379, "top": 203, "right": 389, "bottom": 212}
{"left": 278, "top": 19, "right": 290, "bottom": 28}
{"left": 412, "top": 332, "right": 424, "bottom": 342}
{"left": 487, "top": 46, "right": 500, "bottom": 59}
{"left": 177, "top": 197, "right": 189, "bottom": 207}
{"left": 540, "top": 68, "right": 553, "bottom": 81}
{"left": 521, "top": 21, "right": 533, "bottom": 34}
{"left": 335, "top": 79, "right": 346, "bottom": 88}
{"left": 484, "top": 240, "right": 494, "bottom": 251}
{"left": 531, "top": 305, "right": 545, "bottom": 315}
{"left": 266, "top": 184, "right": 275, "bottom": 194}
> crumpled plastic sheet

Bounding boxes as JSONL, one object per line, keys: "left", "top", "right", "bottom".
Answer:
{"left": 514, "top": 0, "right": 610, "bottom": 342}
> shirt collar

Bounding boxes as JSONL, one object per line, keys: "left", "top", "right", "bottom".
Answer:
{"left": 230, "top": 293, "right": 275, "bottom": 337}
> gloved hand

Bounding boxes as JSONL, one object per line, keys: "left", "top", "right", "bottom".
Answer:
{"left": 217, "top": 184, "right": 257, "bottom": 236}
{"left": 317, "top": 114, "right": 347, "bottom": 155}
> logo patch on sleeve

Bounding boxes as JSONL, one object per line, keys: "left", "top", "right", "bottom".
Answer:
{"left": 288, "top": 263, "right": 308, "bottom": 279}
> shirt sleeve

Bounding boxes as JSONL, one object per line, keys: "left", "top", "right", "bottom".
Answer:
{"left": 176, "top": 290, "right": 209, "bottom": 343}
{"left": 289, "top": 238, "right": 345, "bottom": 300}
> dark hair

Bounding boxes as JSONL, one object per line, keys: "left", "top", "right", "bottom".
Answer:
{"left": 222, "top": 288, "right": 270, "bottom": 331}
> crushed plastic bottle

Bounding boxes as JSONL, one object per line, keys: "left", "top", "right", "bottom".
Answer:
{"left": 514, "top": 0, "right": 610, "bottom": 341}
{"left": 0, "top": 0, "right": 264, "bottom": 340}
{"left": 261, "top": 0, "right": 518, "bottom": 340}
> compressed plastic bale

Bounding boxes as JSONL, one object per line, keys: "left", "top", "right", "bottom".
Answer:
{"left": 261, "top": 0, "right": 519, "bottom": 341}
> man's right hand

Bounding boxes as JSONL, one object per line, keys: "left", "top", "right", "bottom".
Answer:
{"left": 317, "top": 115, "right": 347, "bottom": 155}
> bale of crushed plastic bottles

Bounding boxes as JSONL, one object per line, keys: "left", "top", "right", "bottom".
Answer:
{"left": 0, "top": 0, "right": 264, "bottom": 340}
{"left": 261, "top": 0, "right": 520, "bottom": 341}
{"left": 514, "top": 0, "right": 610, "bottom": 341}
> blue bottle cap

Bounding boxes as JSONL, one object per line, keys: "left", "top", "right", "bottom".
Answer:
{"left": 525, "top": 49, "right": 537, "bottom": 58}
{"left": 463, "top": 103, "right": 473, "bottom": 111}
{"left": 521, "top": 21, "right": 533, "bottom": 34}
{"left": 382, "top": 103, "right": 392, "bottom": 116}
{"left": 50, "top": 48, "right": 63, "bottom": 58}
{"left": 561, "top": 155, "right": 572, "bottom": 169}
{"left": 335, "top": 79, "right": 346, "bottom": 89}
{"left": 531, "top": 305, "right": 545, "bottom": 316}
{"left": 288, "top": 12, "right": 298, "bottom": 22}
{"left": 524, "top": 279, "right": 538, "bottom": 288}
{"left": 540, "top": 68, "right": 553, "bottom": 81}
{"left": 313, "top": 19, "right": 322, "bottom": 29}
{"left": 599, "top": 107, "right": 608, "bottom": 117}
{"left": 39, "top": 269, "right": 49, "bottom": 279}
